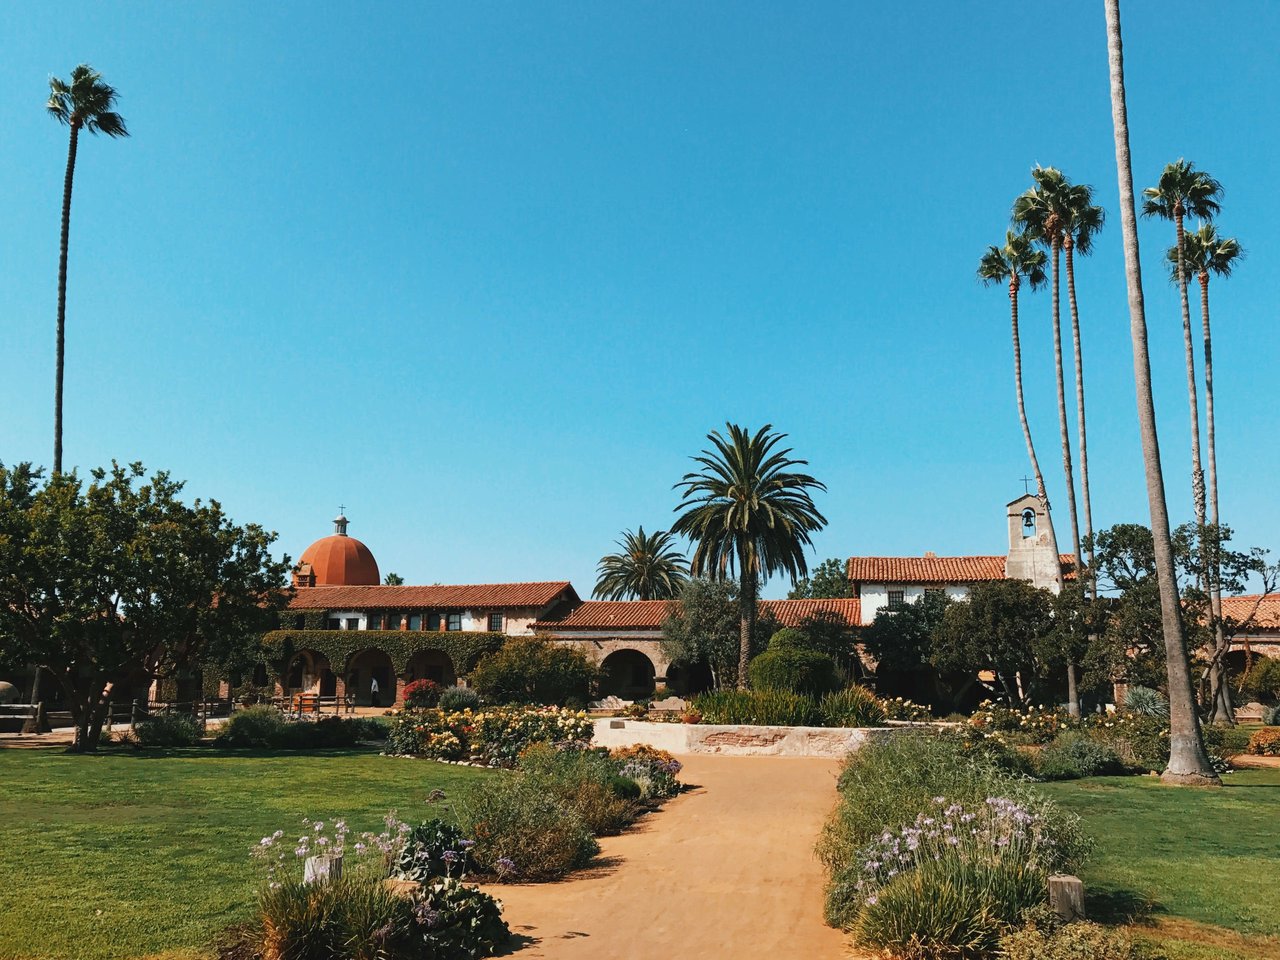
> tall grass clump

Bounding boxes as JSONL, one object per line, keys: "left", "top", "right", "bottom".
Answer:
{"left": 819, "top": 686, "right": 888, "bottom": 728}
{"left": 692, "top": 689, "right": 820, "bottom": 726}
{"left": 459, "top": 775, "right": 599, "bottom": 881}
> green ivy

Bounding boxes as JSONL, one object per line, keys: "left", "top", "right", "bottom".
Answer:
{"left": 261, "top": 630, "right": 506, "bottom": 678}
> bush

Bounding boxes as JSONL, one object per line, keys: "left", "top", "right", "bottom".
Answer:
{"left": 883, "top": 696, "right": 933, "bottom": 722}
{"left": 970, "top": 701, "right": 1073, "bottom": 745}
{"left": 134, "top": 712, "right": 202, "bottom": 748}
{"left": 384, "top": 706, "right": 593, "bottom": 766}
{"left": 415, "top": 877, "right": 511, "bottom": 960}
{"left": 1034, "top": 732, "right": 1125, "bottom": 780}
{"left": 1000, "top": 912, "right": 1164, "bottom": 960}
{"left": 818, "top": 733, "right": 1091, "bottom": 930}
{"left": 469, "top": 636, "right": 597, "bottom": 706}
{"left": 748, "top": 647, "right": 841, "bottom": 697}
{"left": 1120, "top": 685, "right": 1167, "bottom": 717}
{"left": 403, "top": 679, "right": 441, "bottom": 709}
{"left": 1201, "top": 723, "right": 1252, "bottom": 758}
{"left": 1084, "top": 713, "right": 1168, "bottom": 770}
{"left": 608, "top": 744, "right": 683, "bottom": 799}
{"left": 395, "top": 818, "right": 473, "bottom": 882}
{"left": 1238, "top": 657, "right": 1280, "bottom": 702}
{"left": 767, "top": 627, "right": 813, "bottom": 650}
{"left": 819, "top": 686, "right": 888, "bottom": 728}
{"left": 215, "top": 706, "right": 381, "bottom": 750}
{"left": 438, "top": 686, "right": 481, "bottom": 712}
{"left": 460, "top": 776, "right": 599, "bottom": 881}
{"left": 516, "top": 744, "right": 640, "bottom": 835}
{"left": 692, "top": 688, "right": 821, "bottom": 726}
{"left": 1247, "top": 727, "right": 1280, "bottom": 756}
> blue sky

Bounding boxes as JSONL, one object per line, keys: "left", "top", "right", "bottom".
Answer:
{"left": 2, "top": 2, "right": 1277, "bottom": 597}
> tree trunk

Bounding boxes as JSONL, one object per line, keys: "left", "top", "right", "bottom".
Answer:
{"left": 1050, "top": 241, "right": 1082, "bottom": 575}
{"left": 1064, "top": 236, "right": 1091, "bottom": 718}
{"left": 738, "top": 564, "right": 756, "bottom": 691}
{"left": 1104, "top": 0, "right": 1218, "bottom": 785}
{"left": 1200, "top": 272, "right": 1232, "bottom": 725}
{"left": 1174, "top": 213, "right": 1207, "bottom": 534}
{"left": 55, "top": 123, "right": 80, "bottom": 477}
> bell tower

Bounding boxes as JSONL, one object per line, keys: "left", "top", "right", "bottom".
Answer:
{"left": 1004, "top": 493, "right": 1062, "bottom": 592}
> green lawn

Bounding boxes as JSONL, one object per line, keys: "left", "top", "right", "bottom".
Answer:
{"left": 1042, "top": 769, "right": 1280, "bottom": 958}
{"left": 0, "top": 746, "right": 494, "bottom": 960}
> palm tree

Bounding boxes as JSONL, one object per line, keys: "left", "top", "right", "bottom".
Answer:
{"left": 1012, "top": 168, "right": 1093, "bottom": 578}
{"left": 47, "top": 65, "right": 129, "bottom": 475}
{"left": 1104, "top": 0, "right": 1217, "bottom": 784}
{"left": 978, "top": 232, "right": 1076, "bottom": 710}
{"left": 1173, "top": 225, "right": 1244, "bottom": 722}
{"left": 672, "top": 424, "right": 827, "bottom": 688}
{"left": 1141, "top": 159, "right": 1222, "bottom": 540}
{"left": 593, "top": 527, "right": 689, "bottom": 601}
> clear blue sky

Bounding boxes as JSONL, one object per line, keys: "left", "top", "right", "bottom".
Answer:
{"left": 3, "top": 3, "right": 1277, "bottom": 597}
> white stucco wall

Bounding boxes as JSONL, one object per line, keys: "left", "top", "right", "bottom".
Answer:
{"left": 591, "top": 718, "right": 904, "bottom": 757}
{"left": 858, "top": 584, "right": 971, "bottom": 624}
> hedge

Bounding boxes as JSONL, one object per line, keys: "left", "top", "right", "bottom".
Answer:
{"left": 260, "top": 630, "right": 506, "bottom": 680}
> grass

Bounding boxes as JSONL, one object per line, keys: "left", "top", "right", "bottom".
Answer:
{"left": 1041, "top": 768, "right": 1280, "bottom": 959}
{"left": 0, "top": 746, "right": 494, "bottom": 960}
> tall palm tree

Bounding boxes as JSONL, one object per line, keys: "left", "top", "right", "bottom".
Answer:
{"left": 1141, "top": 159, "right": 1222, "bottom": 539}
{"left": 47, "top": 65, "right": 129, "bottom": 475}
{"left": 1173, "top": 225, "right": 1244, "bottom": 722}
{"left": 1011, "top": 169, "right": 1084, "bottom": 578}
{"left": 1104, "top": 0, "right": 1217, "bottom": 784}
{"left": 593, "top": 527, "right": 689, "bottom": 601}
{"left": 672, "top": 424, "right": 827, "bottom": 689}
{"left": 978, "top": 232, "right": 1076, "bottom": 710}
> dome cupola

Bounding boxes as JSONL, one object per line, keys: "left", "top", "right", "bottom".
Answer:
{"left": 294, "top": 513, "right": 380, "bottom": 586}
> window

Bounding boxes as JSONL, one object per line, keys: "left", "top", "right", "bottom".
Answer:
{"left": 407, "top": 614, "right": 421, "bottom": 631}
{"left": 345, "top": 617, "right": 359, "bottom": 631}
{"left": 488, "top": 613, "right": 504, "bottom": 632}
{"left": 887, "top": 590, "right": 906, "bottom": 611}
{"left": 446, "top": 613, "right": 462, "bottom": 631}
{"left": 327, "top": 617, "right": 341, "bottom": 630}
{"left": 365, "top": 614, "right": 381, "bottom": 630}
{"left": 294, "top": 614, "right": 306, "bottom": 630}
{"left": 427, "top": 613, "right": 441, "bottom": 631}
{"left": 385, "top": 612, "right": 401, "bottom": 630}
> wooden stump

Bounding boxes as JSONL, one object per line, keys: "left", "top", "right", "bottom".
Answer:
{"left": 1048, "top": 874, "right": 1085, "bottom": 922}
{"left": 304, "top": 853, "right": 343, "bottom": 885}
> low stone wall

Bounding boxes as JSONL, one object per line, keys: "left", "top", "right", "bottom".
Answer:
{"left": 591, "top": 718, "right": 902, "bottom": 758}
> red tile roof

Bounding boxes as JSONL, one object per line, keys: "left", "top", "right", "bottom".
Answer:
{"left": 1221, "top": 594, "right": 1280, "bottom": 631}
{"left": 846, "top": 555, "right": 1076, "bottom": 584}
{"left": 289, "top": 582, "right": 576, "bottom": 611}
{"left": 533, "top": 597, "right": 862, "bottom": 631}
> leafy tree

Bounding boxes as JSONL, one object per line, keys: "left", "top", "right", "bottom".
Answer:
{"left": 0, "top": 462, "right": 290, "bottom": 752}
{"left": 659, "top": 579, "right": 775, "bottom": 691}
{"left": 383, "top": 572, "right": 405, "bottom": 585}
{"left": 469, "top": 635, "right": 597, "bottom": 706}
{"left": 861, "top": 589, "right": 952, "bottom": 675}
{"left": 930, "top": 580, "right": 1054, "bottom": 707}
{"left": 788, "top": 558, "right": 852, "bottom": 599}
{"left": 47, "top": 65, "right": 129, "bottom": 475}
{"left": 1104, "top": 3, "right": 1217, "bottom": 784}
{"left": 672, "top": 423, "right": 827, "bottom": 688}
{"left": 592, "top": 526, "right": 688, "bottom": 600}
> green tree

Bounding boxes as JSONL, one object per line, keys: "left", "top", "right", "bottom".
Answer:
{"left": 672, "top": 424, "right": 827, "bottom": 688}
{"left": 0, "top": 462, "right": 291, "bottom": 752}
{"left": 930, "top": 580, "right": 1054, "bottom": 707}
{"left": 1172, "top": 225, "right": 1244, "bottom": 722}
{"left": 469, "top": 635, "right": 597, "bottom": 706}
{"left": 788, "top": 557, "right": 852, "bottom": 599}
{"left": 383, "top": 572, "right": 405, "bottom": 585}
{"left": 659, "top": 579, "right": 776, "bottom": 691}
{"left": 861, "top": 590, "right": 952, "bottom": 675}
{"left": 592, "top": 526, "right": 689, "bottom": 600}
{"left": 47, "top": 66, "right": 129, "bottom": 476}
{"left": 1104, "top": 0, "right": 1217, "bottom": 784}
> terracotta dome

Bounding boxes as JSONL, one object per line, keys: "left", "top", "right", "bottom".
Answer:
{"left": 295, "top": 514, "right": 380, "bottom": 586}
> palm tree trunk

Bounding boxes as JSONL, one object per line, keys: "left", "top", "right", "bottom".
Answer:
{"left": 55, "top": 123, "right": 80, "bottom": 476}
{"left": 1175, "top": 213, "right": 1207, "bottom": 533}
{"left": 1050, "top": 240, "right": 1083, "bottom": 571}
{"left": 1104, "top": 0, "right": 1218, "bottom": 784}
{"left": 738, "top": 560, "right": 756, "bottom": 691}
{"left": 1063, "top": 236, "right": 1090, "bottom": 718}
{"left": 1200, "top": 272, "right": 1232, "bottom": 724}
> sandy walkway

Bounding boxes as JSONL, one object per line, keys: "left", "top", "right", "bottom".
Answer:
{"left": 484, "top": 754, "right": 850, "bottom": 959}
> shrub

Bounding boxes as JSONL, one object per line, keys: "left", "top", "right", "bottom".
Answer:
{"left": 415, "top": 877, "right": 511, "bottom": 960}
{"left": 133, "top": 712, "right": 202, "bottom": 748}
{"left": 1201, "top": 723, "right": 1251, "bottom": 758}
{"left": 395, "top": 818, "right": 473, "bottom": 882}
{"left": 748, "top": 647, "right": 841, "bottom": 697}
{"left": 403, "top": 679, "right": 442, "bottom": 709}
{"left": 970, "top": 701, "right": 1073, "bottom": 745}
{"left": 1121, "top": 685, "right": 1168, "bottom": 717}
{"left": 767, "top": 627, "right": 813, "bottom": 650}
{"left": 819, "top": 686, "right": 888, "bottom": 728}
{"left": 1034, "top": 732, "right": 1125, "bottom": 780}
{"left": 438, "top": 686, "right": 481, "bottom": 711}
{"left": 1084, "top": 713, "right": 1168, "bottom": 770}
{"left": 883, "top": 696, "right": 933, "bottom": 722}
{"left": 460, "top": 776, "right": 599, "bottom": 881}
{"left": 609, "top": 745, "right": 683, "bottom": 799}
{"left": 818, "top": 733, "right": 1090, "bottom": 930}
{"left": 216, "top": 705, "right": 287, "bottom": 747}
{"left": 385, "top": 706, "right": 593, "bottom": 766}
{"left": 469, "top": 635, "right": 597, "bottom": 706}
{"left": 1239, "top": 657, "right": 1280, "bottom": 702}
{"left": 1000, "top": 912, "right": 1164, "bottom": 960}
{"left": 1247, "top": 727, "right": 1280, "bottom": 756}
{"left": 215, "top": 707, "right": 381, "bottom": 750}
{"left": 692, "top": 689, "right": 821, "bottom": 726}
{"left": 516, "top": 744, "right": 639, "bottom": 835}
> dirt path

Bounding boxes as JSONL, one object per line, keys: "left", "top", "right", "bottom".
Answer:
{"left": 484, "top": 754, "right": 851, "bottom": 959}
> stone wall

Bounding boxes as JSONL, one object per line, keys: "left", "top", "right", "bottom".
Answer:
{"left": 591, "top": 718, "right": 904, "bottom": 758}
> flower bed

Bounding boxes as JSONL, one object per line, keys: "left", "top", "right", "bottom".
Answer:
{"left": 385, "top": 706, "right": 593, "bottom": 767}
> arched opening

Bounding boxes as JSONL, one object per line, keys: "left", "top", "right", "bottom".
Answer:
{"left": 600, "top": 649, "right": 657, "bottom": 700}
{"left": 407, "top": 649, "right": 456, "bottom": 687}
{"left": 345, "top": 649, "right": 396, "bottom": 707}
{"left": 284, "top": 650, "right": 332, "bottom": 697}
{"left": 665, "top": 660, "right": 713, "bottom": 697}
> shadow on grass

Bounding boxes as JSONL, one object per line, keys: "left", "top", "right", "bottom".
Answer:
{"left": 102, "top": 744, "right": 391, "bottom": 761}
{"left": 1087, "top": 886, "right": 1162, "bottom": 925}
